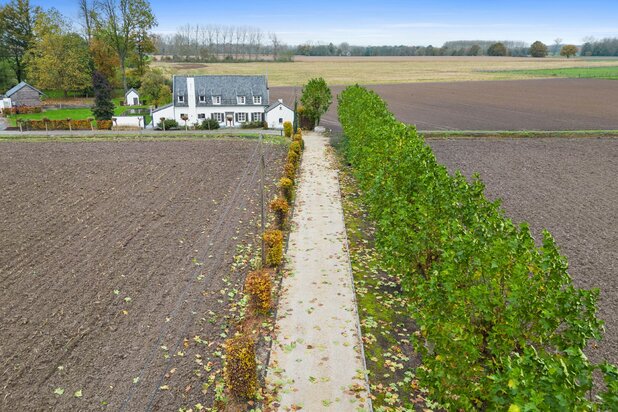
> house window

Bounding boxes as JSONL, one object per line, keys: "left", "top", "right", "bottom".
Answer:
{"left": 237, "top": 96, "right": 246, "bottom": 105}
{"left": 198, "top": 113, "right": 206, "bottom": 119}
{"left": 279, "top": 118, "right": 284, "bottom": 124}
{"left": 178, "top": 95, "right": 184, "bottom": 103}
{"left": 199, "top": 95, "right": 206, "bottom": 103}
{"left": 253, "top": 96, "right": 262, "bottom": 105}
{"left": 212, "top": 96, "right": 221, "bottom": 105}
{"left": 236, "top": 112, "right": 247, "bottom": 122}
{"left": 212, "top": 112, "right": 224, "bottom": 122}
{"left": 252, "top": 112, "right": 262, "bottom": 122}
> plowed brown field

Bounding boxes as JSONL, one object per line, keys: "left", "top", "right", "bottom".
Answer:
{"left": 271, "top": 78, "right": 618, "bottom": 131}
{"left": 0, "top": 139, "right": 285, "bottom": 411}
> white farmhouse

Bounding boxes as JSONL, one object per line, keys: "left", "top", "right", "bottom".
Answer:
{"left": 265, "top": 99, "right": 294, "bottom": 129}
{"left": 153, "top": 75, "right": 270, "bottom": 128}
{"left": 125, "top": 88, "right": 140, "bottom": 106}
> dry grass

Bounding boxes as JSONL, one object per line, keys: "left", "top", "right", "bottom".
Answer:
{"left": 152, "top": 56, "right": 618, "bottom": 86}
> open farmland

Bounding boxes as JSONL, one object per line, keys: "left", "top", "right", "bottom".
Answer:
{"left": 271, "top": 78, "right": 618, "bottom": 131}
{"left": 0, "top": 139, "right": 286, "bottom": 411}
{"left": 429, "top": 137, "right": 618, "bottom": 366}
{"left": 153, "top": 56, "right": 618, "bottom": 86}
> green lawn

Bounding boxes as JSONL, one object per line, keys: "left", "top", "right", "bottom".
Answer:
{"left": 499, "top": 66, "right": 618, "bottom": 80}
{"left": 8, "top": 105, "right": 152, "bottom": 127}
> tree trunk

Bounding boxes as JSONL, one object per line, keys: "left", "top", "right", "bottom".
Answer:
{"left": 121, "top": 58, "right": 128, "bottom": 93}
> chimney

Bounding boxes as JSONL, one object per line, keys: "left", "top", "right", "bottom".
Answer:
{"left": 278, "top": 98, "right": 283, "bottom": 103}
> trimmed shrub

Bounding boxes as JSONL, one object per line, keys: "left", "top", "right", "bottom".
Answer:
{"left": 293, "top": 133, "right": 305, "bottom": 150}
{"left": 157, "top": 119, "right": 179, "bottom": 130}
{"left": 96, "top": 120, "right": 112, "bottom": 130}
{"left": 279, "top": 177, "right": 294, "bottom": 203}
{"left": 284, "top": 161, "right": 296, "bottom": 182}
{"left": 289, "top": 141, "right": 302, "bottom": 158}
{"left": 240, "top": 120, "right": 264, "bottom": 129}
{"left": 263, "top": 229, "right": 283, "bottom": 267}
{"left": 244, "top": 269, "right": 272, "bottom": 314}
{"left": 283, "top": 121, "right": 293, "bottom": 137}
{"left": 199, "top": 118, "right": 220, "bottom": 130}
{"left": 6, "top": 106, "right": 42, "bottom": 115}
{"left": 224, "top": 335, "right": 257, "bottom": 399}
{"left": 270, "top": 197, "right": 289, "bottom": 228}
{"left": 72, "top": 119, "right": 92, "bottom": 130}
{"left": 287, "top": 150, "right": 300, "bottom": 170}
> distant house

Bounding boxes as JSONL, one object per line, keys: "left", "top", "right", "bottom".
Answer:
{"left": 2, "top": 82, "right": 44, "bottom": 107}
{"left": 125, "top": 88, "right": 140, "bottom": 106}
{"left": 153, "top": 75, "right": 270, "bottom": 127}
{"left": 265, "top": 99, "right": 294, "bottom": 129}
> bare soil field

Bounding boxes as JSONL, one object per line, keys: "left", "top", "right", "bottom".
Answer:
{"left": 153, "top": 56, "right": 618, "bottom": 86}
{"left": 271, "top": 78, "right": 618, "bottom": 131}
{"left": 428, "top": 137, "right": 618, "bottom": 366}
{"left": 0, "top": 139, "right": 285, "bottom": 411}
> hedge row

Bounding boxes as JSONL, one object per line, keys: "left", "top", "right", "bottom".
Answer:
{"left": 18, "top": 119, "right": 112, "bottom": 130}
{"left": 338, "top": 85, "right": 618, "bottom": 410}
{"left": 224, "top": 130, "right": 306, "bottom": 401}
{"left": 3, "top": 106, "right": 42, "bottom": 115}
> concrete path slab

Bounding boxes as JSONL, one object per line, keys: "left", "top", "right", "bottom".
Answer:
{"left": 268, "top": 133, "right": 371, "bottom": 411}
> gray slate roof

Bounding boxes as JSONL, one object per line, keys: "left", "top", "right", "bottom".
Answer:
{"left": 266, "top": 100, "right": 293, "bottom": 113}
{"left": 173, "top": 75, "right": 269, "bottom": 107}
{"left": 5, "top": 81, "right": 44, "bottom": 97}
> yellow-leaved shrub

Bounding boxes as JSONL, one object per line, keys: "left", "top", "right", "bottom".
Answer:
{"left": 244, "top": 269, "right": 272, "bottom": 314}
{"left": 263, "top": 229, "right": 284, "bottom": 267}
{"left": 224, "top": 335, "right": 257, "bottom": 399}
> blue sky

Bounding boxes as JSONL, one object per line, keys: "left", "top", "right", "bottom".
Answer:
{"left": 28, "top": 0, "right": 618, "bottom": 45}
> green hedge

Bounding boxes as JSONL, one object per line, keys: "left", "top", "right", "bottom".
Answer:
{"left": 338, "top": 85, "right": 618, "bottom": 410}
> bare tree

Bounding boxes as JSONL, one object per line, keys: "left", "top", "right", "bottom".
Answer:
{"left": 270, "top": 32, "right": 280, "bottom": 60}
{"left": 100, "top": 0, "right": 156, "bottom": 91}
{"left": 553, "top": 37, "right": 563, "bottom": 56}
{"left": 77, "top": 0, "right": 98, "bottom": 42}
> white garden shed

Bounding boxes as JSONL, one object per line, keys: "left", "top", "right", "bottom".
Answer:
{"left": 265, "top": 99, "right": 294, "bottom": 129}
{"left": 125, "top": 88, "right": 140, "bottom": 106}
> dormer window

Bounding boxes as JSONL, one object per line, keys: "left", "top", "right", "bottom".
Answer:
{"left": 253, "top": 96, "right": 262, "bottom": 105}
{"left": 237, "top": 96, "right": 246, "bottom": 105}
{"left": 178, "top": 95, "right": 185, "bottom": 103}
{"left": 199, "top": 95, "right": 206, "bottom": 103}
{"left": 212, "top": 95, "right": 221, "bottom": 105}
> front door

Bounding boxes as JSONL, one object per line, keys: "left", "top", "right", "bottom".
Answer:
{"left": 226, "top": 112, "right": 234, "bottom": 127}
{"left": 133, "top": 97, "right": 138, "bottom": 105}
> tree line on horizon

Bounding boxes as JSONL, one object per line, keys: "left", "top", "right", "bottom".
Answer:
{"left": 295, "top": 38, "right": 617, "bottom": 58}
{"left": 2, "top": 0, "right": 618, "bottom": 98}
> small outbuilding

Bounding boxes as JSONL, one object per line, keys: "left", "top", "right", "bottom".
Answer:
{"left": 265, "top": 99, "right": 294, "bottom": 129}
{"left": 3, "top": 81, "right": 44, "bottom": 107}
{"left": 125, "top": 88, "right": 140, "bottom": 106}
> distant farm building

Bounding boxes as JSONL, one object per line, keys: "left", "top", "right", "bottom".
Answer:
{"left": 2, "top": 82, "right": 44, "bottom": 108}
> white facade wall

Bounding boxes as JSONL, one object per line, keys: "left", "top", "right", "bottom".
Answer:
{"left": 112, "top": 115, "right": 145, "bottom": 128}
{"left": 1, "top": 97, "right": 12, "bottom": 112}
{"left": 125, "top": 90, "right": 140, "bottom": 106}
{"left": 152, "top": 105, "right": 175, "bottom": 125}
{"left": 160, "top": 106, "right": 266, "bottom": 127}
{"left": 266, "top": 103, "right": 295, "bottom": 129}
